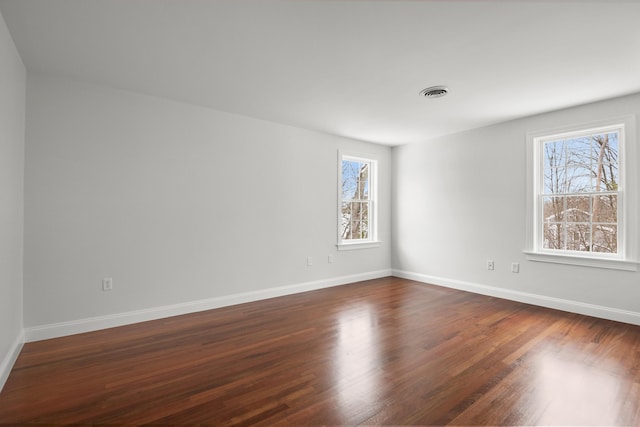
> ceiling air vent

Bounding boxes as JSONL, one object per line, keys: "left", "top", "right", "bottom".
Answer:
{"left": 419, "top": 85, "right": 449, "bottom": 98}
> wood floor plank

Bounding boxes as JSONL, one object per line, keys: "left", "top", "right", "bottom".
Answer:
{"left": 1, "top": 277, "right": 640, "bottom": 425}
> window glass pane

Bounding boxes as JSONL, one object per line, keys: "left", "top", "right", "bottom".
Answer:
{"left": 601, "top": 132, "right": 619, "bottom": 164}
{"left": 350, "top": 221, "right": 363, "bottom": 239}
{"left": 543, "top": 140, "right": 568, "bottom": 169}
{"left": 566, "top": 223, "right": 590, "bottom": 251}
{"left": 543, "top": 168, "right": 567, "bottom": 194}
{"left": 341, "top": 202, "right": 352, "bottom": 221}
{"left": 341, "top": 221, "right": 351, "bottom": 240}
{"left": 565, "top": 196, "right": 591, "bottom": 222}
{"left": 592, "top": 195, "right": 617, "bottom": 223}
{"left": 355, "top": 164, "right": 369, "bottom": 200}
{"left": 543, "top": 196, "right": 565, "bottom": 222}
{"left": 543, "top": 223, "right": 565, "bottom": 250}
{"left": 566, "top": 165, "right": 593, "bottom": 193}
{"left": 351, "top": 202, "right": 365, "bottom": 221}
{"left": 596, "top": 162, "right": 619, "bottom": 192}
{"left": 359, "top": 202, "right": 370, "bottom": 222}
{"left": 340, "top": 202, "right": 351, "bottom": 238}
{"left": 592, "top": 225, "right": 617, "bottom": 253}
{"left": 543, "top": 140, "right": 568, "bottom": 194}
{"left": 358, "top": 179, "right": 369, "bottom": 200}
{"left": 566, "top": 136, "right": 592, "bottom": 162}
{"left": 566, "top": 137, "right": 593, "bottom": 193}
{"left": 592, "top": 133, "right": 619, "bottom": 192}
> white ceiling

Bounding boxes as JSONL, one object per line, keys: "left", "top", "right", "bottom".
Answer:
{"left": 1, "top": 0, "right": 640, "bottom": 146}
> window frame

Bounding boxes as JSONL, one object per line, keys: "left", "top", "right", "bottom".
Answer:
{"left": 525, "top": 115, "right": 637, "bottom": 271}
{"left": 337, "top": 151, "right": 380, "bottom": 251}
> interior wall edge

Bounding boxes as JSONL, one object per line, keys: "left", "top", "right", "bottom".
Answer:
{"left": 391, "top": 270, "right": 640, "bottom": 327}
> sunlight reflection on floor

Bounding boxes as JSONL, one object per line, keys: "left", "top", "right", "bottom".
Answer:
{"left": 534, "top": 354, "right": 622, "bottom": 426}
{"left": 333, "top": 304, "right": 381, "bottom": 419}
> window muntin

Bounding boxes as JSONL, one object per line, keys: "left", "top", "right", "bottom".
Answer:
{"left": 338, "top": 154, "right": 378, "bottom": 248}
{"left": 536, "top": 126, "right": 622, "bottom": 256}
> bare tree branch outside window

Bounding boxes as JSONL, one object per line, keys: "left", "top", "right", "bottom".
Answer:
{"left": 341, "top": 160, "right": 370, "bottom": 240}
{"left": 542, "top": 131, "right": 619, "bottom": 253}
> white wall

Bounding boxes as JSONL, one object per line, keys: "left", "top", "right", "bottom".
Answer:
{"left": 392, "top": 93, "right": 640, "bottom": 323}
{"left": 0, "top": 8, "right": 25, "bottom": 390}
{"left": 24, "top": 74, "right": 391, "bottom": 336}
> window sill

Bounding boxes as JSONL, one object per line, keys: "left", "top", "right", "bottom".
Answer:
{"left": 524, "top": 251, "right": 637, "bottom": 271}
{"left": 337, "top": 241, "right": 382, "bottom": 251}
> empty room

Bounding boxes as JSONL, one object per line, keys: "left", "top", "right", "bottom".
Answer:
{"left": 1, "top": 0, "right": 640, "bottom": 425}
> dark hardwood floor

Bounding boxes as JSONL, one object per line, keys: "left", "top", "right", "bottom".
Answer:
{"left": 1, "top": 277, "right": 640, "bottom": 425}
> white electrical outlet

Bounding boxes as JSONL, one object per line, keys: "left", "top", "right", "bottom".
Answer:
{"left": 487, "top": 260, "right": 494, "bottom": 271}
{"left": 102, "top": 278, "right": 113, "bottom": 291}
{"left": 328, "top": 254, "right": 334, "bottom": 264}
{"left": 307, "top": 256, "right": 313, "bottom": 267}
{"left": 511, "top": 263, "right": 520, "bottom": 273}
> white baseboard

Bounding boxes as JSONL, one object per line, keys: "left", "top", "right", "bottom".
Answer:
{"left": 0, "top": 330, "right": 25, "bottom": 393}
{"left": 392, "top": 269, "right": 640, "bottom": 326}
{"left": 25, "top": 269, "right": 392, "bottom": 342}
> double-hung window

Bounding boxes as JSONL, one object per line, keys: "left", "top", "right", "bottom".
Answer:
{"left": 526, "top": 116, "right": 637, "bottom": 270}
{"left": 338, "top": 153, "right": 379, "bottom": 250}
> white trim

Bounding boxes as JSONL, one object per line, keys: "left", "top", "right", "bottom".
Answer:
{"left": 24, "top": 269, "right": 392, "bottom": 342}
{"left": 337, "top": 241, "right": 382, "bottom": 251}
{"left": 392, "top": 269, "right": 640, "bottom": 326}
{"left": 524, "top": 251, "right": 637, "bottom": 271}
{"left": 0, "top": 330, "right": 25, "bottom": 393}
